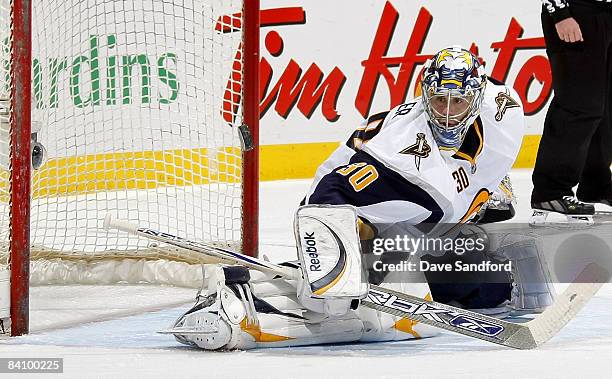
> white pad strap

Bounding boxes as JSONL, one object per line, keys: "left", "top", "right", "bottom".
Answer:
{"left": 295, "top": 205, "right": 368, "bottom": 316}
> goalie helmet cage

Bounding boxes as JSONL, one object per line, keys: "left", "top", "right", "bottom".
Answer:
{"left": 1, "top": 0, "right": 260, "bottom": 336}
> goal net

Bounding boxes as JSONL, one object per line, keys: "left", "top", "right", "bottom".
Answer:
{"left": 0, "top": 0, "right": 259, "bottom": 336}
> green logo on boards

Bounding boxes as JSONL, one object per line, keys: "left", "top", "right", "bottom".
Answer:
{"left": 3, "top": 34, "right": 180, "bottom": 108}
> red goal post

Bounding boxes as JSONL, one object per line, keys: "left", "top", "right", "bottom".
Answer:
{"left": 2, "top": 0, "right": 260, "bottom": 337}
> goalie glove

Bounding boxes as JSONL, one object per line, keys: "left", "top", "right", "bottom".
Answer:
{"left": 488, "top": 175, "right": 516, "bottom": 210}
{"left": 476, "top": 175, "right": 517, "bottom": 223}
{"left": 294, "top": 205, "right": 369, "bottom": 316}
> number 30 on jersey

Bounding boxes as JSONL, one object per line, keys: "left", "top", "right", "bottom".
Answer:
{"left": 452, "top": 167, "right": 470, "bottom": 193}
{"left": 336, "top": 163, "right": 379, "bottom": 192}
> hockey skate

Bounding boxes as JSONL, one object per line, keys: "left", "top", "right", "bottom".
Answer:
{"left": 162, "top": 264, "right": 366, "bottom": 350}
{"left": 577, "top": 192, "right": 612, "bottom": 216}
{"left": 162, "top": 265, "right": 253, "bottom": 350}
{"left": 529, "top": 196, "right": 594, "bottom": 226}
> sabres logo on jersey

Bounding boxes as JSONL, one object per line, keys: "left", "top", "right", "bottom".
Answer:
{"left": 494, "top": 89, "right": 520, "bottom": 122}
{"left": 399, "top": 133, "right": 431, "bottom": 170}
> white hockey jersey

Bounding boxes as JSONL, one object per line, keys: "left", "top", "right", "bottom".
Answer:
{"left": 304, "top": 79, "right": 525, "bottom": 229}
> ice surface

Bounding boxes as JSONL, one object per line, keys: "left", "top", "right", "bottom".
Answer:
{"left": 1, "top": 170, "right": 611, "bottom": 379}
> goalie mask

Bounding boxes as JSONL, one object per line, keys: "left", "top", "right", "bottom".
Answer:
{"left": 421, "top": 47, "right": 487, "bottom": 149}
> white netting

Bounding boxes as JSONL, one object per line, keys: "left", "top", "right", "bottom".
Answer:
{"left": 0, "top": 0, "right": 252, "bottom": 287}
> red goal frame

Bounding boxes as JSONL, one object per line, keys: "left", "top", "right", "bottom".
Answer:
{"left": 9, "top": 0, "right": 33, "bottom": 338}
{"left": 8, "top": 0, "right": 260, "bottom": 337}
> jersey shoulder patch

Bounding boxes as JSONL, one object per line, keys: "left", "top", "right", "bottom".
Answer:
{"left": 390, "top": 100, "right": 419, "bottom": 120}
{"left": 482, "top": 81, "right": 523, "bottom": 123}
{"left": 492, "top": 89, "right": 521, "bottom": 122}
{"left": 346, "top": 111, "right": 388, "bottom": 150}
{"left": 346, "top": 100, "right": 422, "bottom": 151}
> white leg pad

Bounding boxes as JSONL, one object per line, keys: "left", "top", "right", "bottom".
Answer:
{"left": 171, "top": 265, "right": 364, "bottom": 350}
{"left": 359, "top": 272, "right": 440, "bottom": 342}
{"left": 171, "top": 263, "right": 440, "bottom": 349}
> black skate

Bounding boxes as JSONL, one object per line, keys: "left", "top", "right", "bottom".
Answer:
{"left": 530, "top": 196, "right": 594, "bottom": 226}
{"left": 577, "top": 192, "right": 612, "bottom": 215}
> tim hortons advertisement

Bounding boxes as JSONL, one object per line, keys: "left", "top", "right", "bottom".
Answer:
{"left": 14, "top": 0, "right": 549, "bottom": 181}
{"left": 257, "top": 0, "right": 549, "bottom": 174}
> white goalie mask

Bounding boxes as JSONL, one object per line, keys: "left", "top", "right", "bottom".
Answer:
{"left": 421, "top": 47, "right": 487, "bottom": 149}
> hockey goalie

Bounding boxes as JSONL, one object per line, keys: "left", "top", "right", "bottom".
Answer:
{"left": 168, "top": 46, "right": 556, "bottom": 350}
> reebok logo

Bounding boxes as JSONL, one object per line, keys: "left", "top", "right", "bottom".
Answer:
{"left": 303, "top": 232, "right": 321, "bottom": 271}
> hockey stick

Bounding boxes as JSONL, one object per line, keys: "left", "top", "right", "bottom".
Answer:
{"left": 104, "top": 215, "right": 609, "bottom": 349}
{"left": 103, "top": 215, "right": 298, "bottom": 280}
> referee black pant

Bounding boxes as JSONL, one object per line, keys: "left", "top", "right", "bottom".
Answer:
{"left": 532, "top": 3, "right": 612, "bottom": 203}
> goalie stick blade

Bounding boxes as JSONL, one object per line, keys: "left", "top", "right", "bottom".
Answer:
{"left": 526, "top": 263, "right": 610, "bottom": 348}
{"left": 104, "top": 213, "right": 298, "bottom": 280}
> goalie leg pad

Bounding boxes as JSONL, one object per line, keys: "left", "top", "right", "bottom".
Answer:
{"left": 170, "top": 264, "right": 365, "bottom": 350}
{"left": 488, "top": 232, "right": 556, "bottom": 314}
{"left": 170, "top": 265, "right": 249, "bottom": 350}
{"left": 295, "top": 205, "right": 368, "bottom": 316}
{"left": 359, "top": 269, "right": 440, "bottom": 342}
